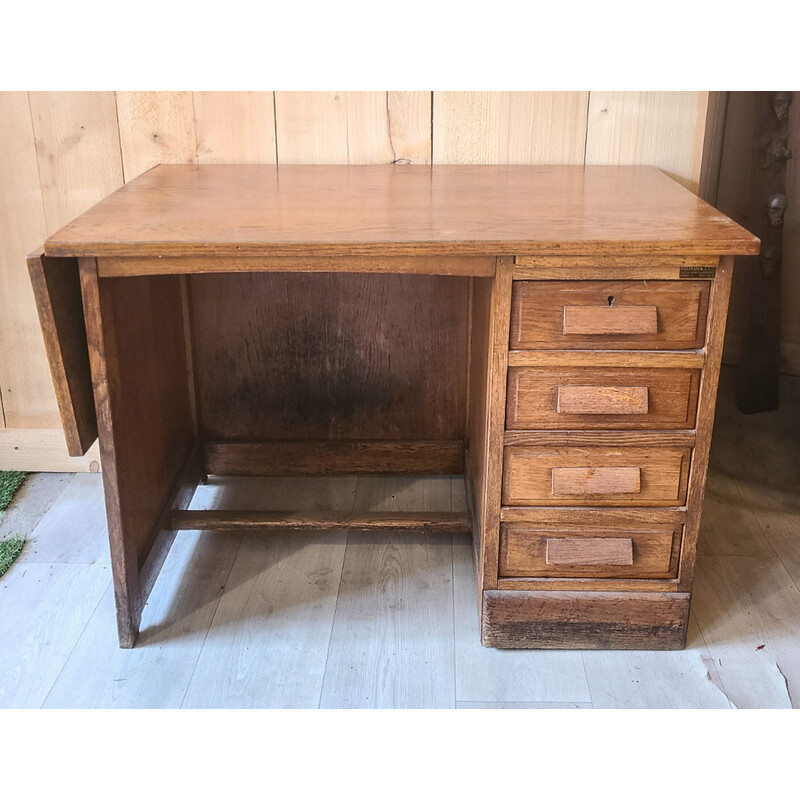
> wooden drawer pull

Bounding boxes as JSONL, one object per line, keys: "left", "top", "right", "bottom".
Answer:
{"left": 551, "top": 466, "right": 641, "bottom": 495}
{"left": 545, "top": 537, "right": 634, "bottom": 566}
{"left": 557, "top": 385, "right": 649, "bottom": 415}
{"left": 563, "top": 304, "right": 658, "bottom": 335}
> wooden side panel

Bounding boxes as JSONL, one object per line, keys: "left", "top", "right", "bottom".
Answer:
{"left": 482, "top": 590, "right": 691, "bottom": 649}
{"left": 189, "top": 272, "right": 470, "bottom": 442}
{"left": 0, "top": 92, "right": 60, "bottom": 428}
{"left": 585, "top": 91, "right": 709, "bottom": 193}
{"left": 679, "top": 256, "right": 735, "bottom": 590}
{"left": 467, "top": 258, "right": 513, "bottom": 593}
{"left": 115, "top": 91, "right": 196, "bottom": 180}
{"left": 432, "top": 92, "right": 589, "bottom": 164}
{"left": 27, "top": 251, "right": 97, "bottom": 455}
{"left": 80, "top": 260, "right": 196, "bottom": 647}
{"left": 192, "top": 91, "right": 277, "bottom": 164}
{"left": 274, "top": 91, "right": 431, "bottom": 165}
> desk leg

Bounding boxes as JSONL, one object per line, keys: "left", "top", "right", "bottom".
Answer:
{"left": 80, "top": 258, "right": 199, "bottom": 647}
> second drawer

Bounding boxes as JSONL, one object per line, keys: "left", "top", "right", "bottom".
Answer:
{"left": 502, "top": 444, "right": 692, "bottom": 506}
{"left": 506, "top": 366, "right": 701, "bottom": 430}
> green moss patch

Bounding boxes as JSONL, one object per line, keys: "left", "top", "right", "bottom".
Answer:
{"left": 0, "top": 537, "right": 25, "bottom": 577}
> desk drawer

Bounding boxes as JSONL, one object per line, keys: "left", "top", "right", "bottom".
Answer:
{"left": 502, "top": 445, "right": 691, "bottom": 506}
{"left": 506, "top": 366, "right": 701, "bottom": 430}
{"left": 510, "top": 280, "right": 710, "bottom": 350}
{"left": 499, "top": 521, "right": 682, "bottom": 578}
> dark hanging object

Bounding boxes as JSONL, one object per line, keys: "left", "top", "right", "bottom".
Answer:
{"left": 736, "top": 91, "right": 793, "bottom": 413}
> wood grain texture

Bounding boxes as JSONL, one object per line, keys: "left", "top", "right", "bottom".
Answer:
{"left": 562, "top": 304, "right": 658, "bottom": 336}
{"left": 506, "top": 366, "right": 701, "bottom": 430}
{"left": 467, "top": 259, "right": 513, "bottom": 594}
{"left": 115, "top": 91, "right": 196, "bottom": 181}
{"left": 503, "top": 430, "right": 696, "bottom": 448}
{"left": 507, "top": 351, "right": 705, "bottom": 369}
{"left": 678, "top": 256, "right": 735, "bottom": 591}
{"left": 189, "top": 272, "right": 469, "bottom": 442}
{"left": 546, "top": 537, "right": 634, "bottom": 566}
{"left": 433, "top": 92, "right": 588, "bottom": 165}
{"left": 556, "top": 385, "right": 649, "bottom": 415}
{"left": 585, "top": 92, "right": 709, "bottom": 192}
{"left": 192, "top": 91, "right": 276, "bottom": 164}
{"left": 203, "top": 440, "right": 465, "bottom": 476}
{"left": 28, "top": 92, "right": 124, "bottom": 234}
{"left": 0, "top": 92, "right": 60, "bottom": 428}
{"left": 0, "top": 429, "right": 100, "bottom": 472}
{"left": 275, "top": 92, "right": 431, "bottom": 165}
{"left": 502, "top": 445, "right": 690, "bottom": 506}
{"left": 550, "top": 466, "right": 642, "bottom": 496}
{"left": 481, "top": 590, "right": 691, "bottom": 650}
{"left": 44, "top": 165, "right": 760, "bottom": 259}
{"left": 500, "top": 524, "right": 680, "bottom": 579}
{"left": 171, "top": 509, "right": 471, "bottom": 534}
{"left": 26, "top": 251, "right": 97, "bottom": 455}
{"left": 510, "top": 280, "right": 710, "bottom": 350}
{"left": 319, "top": 475, "right": 456, "bottom": 708}
{"left": 80, "top": 260, "right": 196, "bottom": 647}
{"left": 97, "top": 254, "right": 495, "bottom": 278}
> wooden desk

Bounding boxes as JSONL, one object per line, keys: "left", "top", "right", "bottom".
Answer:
{"left": 28, "top": 165, "right": 759, "bottom": 649}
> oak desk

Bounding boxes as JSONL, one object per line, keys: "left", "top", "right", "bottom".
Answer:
{"left": 29, "top": 165, "right": 759, "bottom": 649}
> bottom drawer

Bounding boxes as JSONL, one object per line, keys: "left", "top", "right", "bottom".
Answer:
{"left": 499, "top": 520, "right": 682, "bottom": 579}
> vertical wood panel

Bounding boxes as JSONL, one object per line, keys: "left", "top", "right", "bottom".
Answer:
{"left": 274, "top": 92, "right": 349, "bottom": 163}
{"left": 193, "top": 91, "right": 277, "bottom": 164}
{"left": 29, "top": 92, "right": 124, "bottom": 234}
{"left": 0, "top": 92, "right": 59, "bottom": 428}
{"left": 275, "top": 91, "right": 431, "bottom": 164}
{"left": 432, "top": 92, "right": 589, "bottom": 164}
{"left": 115, "top": 91, "right": 196, "bottom": 180}
{"left": 585, "top": 92, "right": 709, "bottom": 192}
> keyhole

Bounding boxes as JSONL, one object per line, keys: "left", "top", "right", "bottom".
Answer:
{"left": 607, "top": 295, "right": 615, "bottom": 306}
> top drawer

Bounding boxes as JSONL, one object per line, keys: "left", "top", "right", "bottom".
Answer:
{"left": 510, "top": 280, "right": 711, "bottom": 350}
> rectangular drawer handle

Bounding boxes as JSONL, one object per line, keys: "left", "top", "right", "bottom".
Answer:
{"left": 563, "top": 304, "right": 658, "bottom": 335}
{"left": 557, "top": 385, "right": 649, "bottom": 415}
{"left": 551, "top": 466, "right": 641, "bottom": 496}
{"left": 545, "top": 537, "right": 634, "bottom": 566}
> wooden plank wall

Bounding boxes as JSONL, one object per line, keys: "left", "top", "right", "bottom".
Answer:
{"left": 0, "top": 91, "right": 710, "bottom": 471}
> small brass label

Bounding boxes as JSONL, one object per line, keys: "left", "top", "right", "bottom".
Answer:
{"left": 679, "top": 266, "right": 716, "bottom": 279}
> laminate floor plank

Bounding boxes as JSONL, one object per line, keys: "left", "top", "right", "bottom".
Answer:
{"left": 181, "top": 476, "right": 356, "bottom": 709}
{"left": 0, "top": 562, "right": 110, "bottom": 708}
{"left": 17, "top": 473, "right": 110, "bottom": 565}
{"left": 319, "top": 475, "right": 457, "bottom": 709}
{"left": 582, "top": 615, "right": 732, "bottom": 709}
{"left": 692, "top": 555, "right": 800, "bottom": 708}
{"left": 696, "top": 468, "right": 777, "bottom": 557}
{"left": 457, "top": 701, "right": 592, "bottom": 709}
{"left": 0, "top": 472, "right": 71, "bottom": 542}
{"left": 453, "top": 536, "right": 592, "bottom": 705}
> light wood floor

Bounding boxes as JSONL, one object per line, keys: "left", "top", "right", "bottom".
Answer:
{"left": 1, "top": 367, "right": 798, "bottom": 709}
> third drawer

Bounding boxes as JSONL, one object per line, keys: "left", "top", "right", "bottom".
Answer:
{"left": 502, "top": 444, "right": 692, "bottom": 506}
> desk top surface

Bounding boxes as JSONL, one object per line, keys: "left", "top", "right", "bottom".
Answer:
{"left": 44, "top": 164, "right": 759, "bottom": 260}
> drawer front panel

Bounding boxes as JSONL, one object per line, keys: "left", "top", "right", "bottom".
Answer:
{"left": 502, "top": 445, "right": 691, "bottom": 506}
{"left": 499, "top": 522, "right": 682, "bottom": 578}
{"left": 506, "top": 366, "right": 701, "bottom": 430}
{"left": 510, "top": 280, "right": 710, "bottom": 350}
